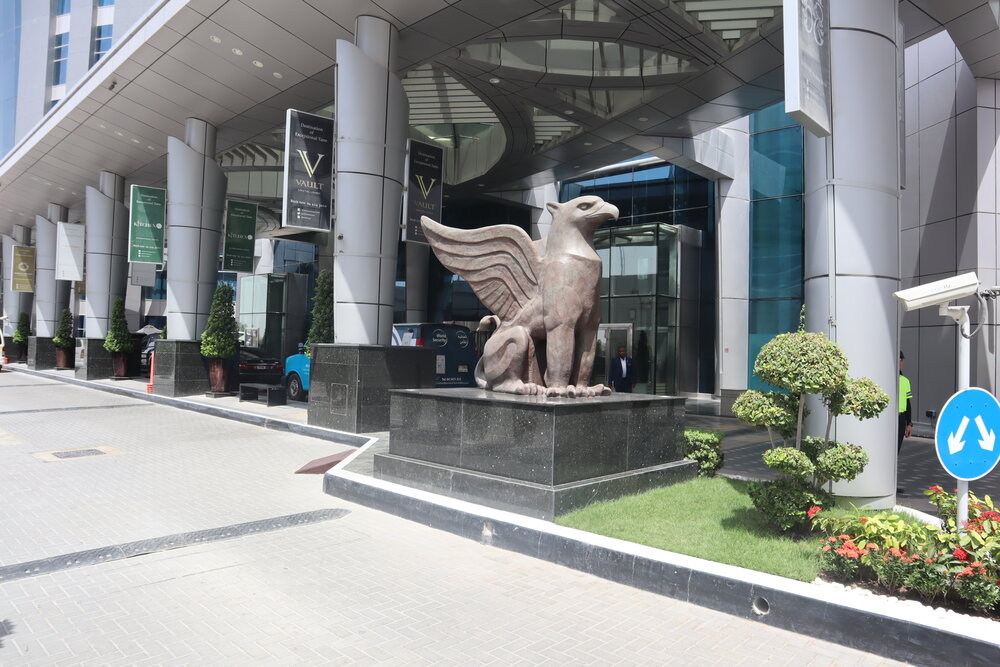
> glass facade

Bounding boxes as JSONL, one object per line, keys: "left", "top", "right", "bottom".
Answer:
{"left": 93, "top": 24, "right": 112, "bottom": 63}
{"left": 55, "top": 0, "right": 69, "bottom": 15}
{"left": 747, "top": 102, "right": 805, "bottom": 390}
{"left": 0, "top": 0, "right": 19, "bottom": 157}
{"left": 52, "top": 32, "right": 68, "bottom": 85}
{"left": 562, "top": 161, "right": 716, "bottom": 394}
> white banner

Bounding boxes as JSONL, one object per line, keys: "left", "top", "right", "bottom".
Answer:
{"left": 783, "top": 0, "right": 832, "bottom": 137}
{"left": 55, "top": 221, "right": 85, "bottom": 282}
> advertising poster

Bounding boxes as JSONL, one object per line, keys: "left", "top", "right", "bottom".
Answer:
{"left": 783, "top": 0, "right": 832, "bottom": 137}
{"left": 128, "top": 185, "right": 166, "bottom": 263}
{"left": 403, "top": 139, "right": 444, "bottom": 244}
{"left": 282, "top": 109, "right": 334, "bottom": 231}
{"left": 12, "top": 245, "right": 35, "bottom": 292}
{"left": 55, "top": 221, "right": 85, "bottom": 282}
{"left": 222, "top": 200, "right": 258, "bottom": 272}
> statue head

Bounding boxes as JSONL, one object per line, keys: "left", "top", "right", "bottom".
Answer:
{"left": 546, "top": 196, "right": 619, "bottom": 236}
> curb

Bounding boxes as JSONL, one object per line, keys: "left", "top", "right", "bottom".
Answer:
{"left": 5, "top": 365, "right": 369, "bottom": 447}
{"left": 324, "top": 443, "right": 1000, "bottom": 666}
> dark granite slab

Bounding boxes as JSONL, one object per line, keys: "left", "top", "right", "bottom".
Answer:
{"left": 375, "top": 388, "right": 692, "bottom": 518}
{"left": 74, "top": 338, "right": 113, "bottom": 381}
{"left": 307, "top": 344, "right": 436, "bottom": 433}
{"left": 27, "top": 337, "right": 56, "bottom": 371}
{"left": 152, "top": 340, "right": 208, "bottom": 397}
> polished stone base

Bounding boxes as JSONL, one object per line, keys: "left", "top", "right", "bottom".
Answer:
{"left": 307, "top": 344, "right": 436, "bottom": 433}
{"left": 74, "top": 338, "right": 113, "bottom": 380}
{"left": 27, "top": 337, "right": 56, "bottom": 370}
{"left": 152, "top": 340, "right": 208, "bottom": 397}
{"left": 374, "top": 388, "right": 695, "bottom": 519}
{"left": 720, "top": 389, "right": 742, "bottom": 417}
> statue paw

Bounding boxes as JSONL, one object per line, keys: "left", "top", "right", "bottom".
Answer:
{"left": 588, "top": 384, "right": 611, "bottom": 396}
{"left": 566, "top": 385, "right": 578, "bottom": 398}
{"left": 545, "top": 386, "right": 566, "bottom": 397}
{"left": 524, "top": 382, "right": 541, "bottom": 395}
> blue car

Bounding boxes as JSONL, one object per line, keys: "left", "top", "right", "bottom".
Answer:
{"left": 283, "top": 352, "right": 311, "bottom": 402}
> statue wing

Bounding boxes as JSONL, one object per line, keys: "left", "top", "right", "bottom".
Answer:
{"left": 421, "top": 216, "right": 541, "bottom": 321}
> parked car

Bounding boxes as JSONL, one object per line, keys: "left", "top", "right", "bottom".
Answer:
{"left": 239, "top": 348, "right": 283, "bottom": 385}
{"left": 283, "top": 351, "right": 310, "bottom": 402}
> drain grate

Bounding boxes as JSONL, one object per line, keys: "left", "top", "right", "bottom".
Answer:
{"left": 51, "top": 448, "right": 106, "bottom": 459}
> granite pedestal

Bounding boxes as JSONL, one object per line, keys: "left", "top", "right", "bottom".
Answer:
{"left": 27, "top": 337, "right": 57, "bottom": 370}
{"left": 374, "top": 388, "right": 696, "bottom": 520}
{"left": 75, "top": 339, "right": 113, "bottom": 380}
{"left": 152, "top": 340, "right": 208, "bottom": 397}
{"left": 307, "top": 344, "right": 436, "bottom": 433}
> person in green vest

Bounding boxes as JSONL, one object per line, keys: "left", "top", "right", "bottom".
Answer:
{"left": 898, "top": 351, "right": 913, "bottom": 451}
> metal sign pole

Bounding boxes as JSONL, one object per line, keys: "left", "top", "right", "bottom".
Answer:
{"left": 942, "top": 305, "right": 972, "bottom": 528}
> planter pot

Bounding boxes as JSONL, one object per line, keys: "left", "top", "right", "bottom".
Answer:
{"left": 111, "top": 352, "right": 128, "bottom": 378}
{"left": 207, "top": 357, "right": 228, "bottom": 393}
{"left": 55, "top": 347, "right": 74, "bottom": 369}
{"left": 11, "top": 342, "right": 26, "bottom": 362}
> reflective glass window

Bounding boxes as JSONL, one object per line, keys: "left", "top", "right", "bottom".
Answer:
{"left": 52, "top": 32, "right": 68, "bottom": 85}
{"left": 750, "top": 127, "right": 803, "bottom": 200}
{"left": 56, "top": 0, "right": 70, "bottom": 15}
{"left": 749, "top": 197, "right": 803, "bottom": 300}
{"left": 98, "top": 0, "right": 115, "bottom": 6}
{"left": 93, "top": 24, "right": 112, "bottom": 63}
{"left": 750, "top": 102, "right": 798, "bottom": 134}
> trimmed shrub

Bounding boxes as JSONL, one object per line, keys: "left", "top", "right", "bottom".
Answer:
{"left": 683, "top": 429, "right": 724, "bottom": 477}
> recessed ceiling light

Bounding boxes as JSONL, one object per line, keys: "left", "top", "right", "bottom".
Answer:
{"left": 477, "top": 183, "right": 485, "bottom": 187}
{"left": 273, "top": 72, "right": 283, "bottom": 79}
{"left": 489, "top": 77, "right": 500, "bottom": 84}
{"left": 564, "top": 110, "right": 575, "bottom": 115}
{"left": 99, "top": 123, "right": 106, "bottom": 129}
{"left": 114, "top": 131, "right": 124, "bottom": 136}
{"left": 58, "top": 186, "right": 65, "bottom": 191}
{"left": 147, "top": 145, "right": 155, "bottom": 150}
{"left": 209, "top": 35, "right": 221, "bottom": 44}
{"left": 573, "top": 165, "right": 580, "bottom": 169}
{"left": 252, "top": 60, "right": 263, "bottom": 68}
{"left": 45, "top": 181, "right": 52, "bottom": 186}
{"left": 231, "top": 47, "right": 243, "bottom": 56}
{"left": 131, "top": 138, "right": 140, "bottom": 143}
{"left": 71, "top": 191, "right": 78, "bottom": 195}
{"left": 638, "top": 116, "right": 648, "bottom": 122}
{"left": 583, "top": 142, "right": 592, "bottom": 146}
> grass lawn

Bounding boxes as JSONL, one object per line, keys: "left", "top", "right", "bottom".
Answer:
{"left": 556, "top": 476, "right": 822, "bottom": 582}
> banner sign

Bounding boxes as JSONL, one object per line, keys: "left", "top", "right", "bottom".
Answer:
{"left": 12, "top": 245, "right": 35, "bottom": 292}
{"left": 403, "top": 139, "right": 444, "bottom": 244}
{"left": 783, "top": 0, "right": 832, "bottom": 137}
{"left": 130, "top": 262, "right": 156, "bottom": 287}
{"left": 282, "top": 109, "right": 334, "bottom": 231}
{"left": 222, "top": 200, "right": 258, "bottom": 272}
{"left": 55, "top": 221, "right": 85, "bottom": 282}
{"left": 128, "top": 185, "right": 166, "bottom": 263}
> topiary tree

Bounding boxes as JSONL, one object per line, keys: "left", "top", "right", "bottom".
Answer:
{"left": 53, "top": 308, "right": 74, "bottom": 349}
{"left": 734, "top": 307, "right": 889, "bottom": 531}
{"left": 104, "top": 298, "right": 133, "bottom": 353}
{"left": 12, "top": 312, "right": 30, "bottom": 344}
{"left": 200, "top": 284, "right": 238, "bottom": 359}
{"left": 305, "top": 269, "right": 333, "bottom": 356}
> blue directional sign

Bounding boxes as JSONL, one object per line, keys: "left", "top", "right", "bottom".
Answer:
{"left": 935, "top": 388, "right": 1000, "bottom": 481}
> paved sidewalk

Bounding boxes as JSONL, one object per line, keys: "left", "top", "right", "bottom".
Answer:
{"left": 0, "top": 370, "right": 909, "bottom": 665}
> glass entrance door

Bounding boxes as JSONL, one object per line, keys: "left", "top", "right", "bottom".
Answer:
{"left": 594, "top": 323, "right": 632, "bottom": 387}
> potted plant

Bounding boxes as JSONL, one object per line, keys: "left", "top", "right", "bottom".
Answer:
{"left": 306, "top": 269, "right": 334, "bottom": 355}
{"left": 104, "top": 297, "right": 133, "bottom": 377}
{"left": 11, "top": 312, "right": 31, "bottom": 362}
{"left": 53, "top": 307, "right": 75, "bottom": 369}
{"left": 201, "top": 283, "right": 238, "bottom": 393}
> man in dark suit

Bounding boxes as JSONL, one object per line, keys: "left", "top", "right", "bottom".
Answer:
{"left": 608, "top": 346, "right": 636, "bottom": 393}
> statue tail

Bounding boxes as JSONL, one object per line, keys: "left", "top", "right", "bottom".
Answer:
{"left": 474, "top": 356, "right": 488, "bottom": 389}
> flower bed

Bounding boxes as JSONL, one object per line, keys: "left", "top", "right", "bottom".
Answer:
{"left": 811, "top": 486, "right": 1000, "bottom": 617}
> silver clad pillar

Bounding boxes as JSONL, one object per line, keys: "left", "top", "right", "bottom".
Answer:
{"left": 166, "top": 118, "right": 227, "bottom": 340}
{"left": 2, "top": 224, "right": 34, "bottom": 335}
{"left": 33, "top": 203, "right": 68, "bottom": 337}
{"left": 804, "top": 1, "right": 901, "bottom": 508}
{"left": 405, "top": 242, "right": 429, "bottom": 322}
{"left": 333, "top": 16, "right": 408, "bottom": 344}
{"left": 84, "top": 171, "right": 129, "bottom": 338}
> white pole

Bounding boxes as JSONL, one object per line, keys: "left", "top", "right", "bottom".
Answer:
{"left": 956, "top": 308, "right": 971, "bottom": 528}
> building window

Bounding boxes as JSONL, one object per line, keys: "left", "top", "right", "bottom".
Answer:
{"left": 97, "top": 0, "right": 115, "bottom": 6}
{"left": 52, "top": 32, "right": 68, "bottom": 85}
{"left": 55, "top": 0, "right": 71, "bottom": 15}
{"left": 48, "top": 99, "right": 60, "bottom": 110}
{"left": 93, "top": 24, "right": 112, "bottom": 63}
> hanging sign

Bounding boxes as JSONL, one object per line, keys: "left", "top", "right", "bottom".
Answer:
{"left": 12, "top": 245, "right": 35, "bottom": 292}
{"left": 282, "top": 109, "right": 334, "bottom": 231}
{"left": 935, "top": 388, "right": 1000, "bottom": 481}
{"left": 402, "top": 139, "right": 444, "bottom": 244}
{"left": 783, "top": 0, "right": 832, "bottom": 137}
{"left": 222, "top": 200, "right": 258, "bottom": 272}
{"left": 128, "top": 185, "right": 166, "bottom": 263}
{"left": 55, "top": 221, "right": 85, "bottom": 282}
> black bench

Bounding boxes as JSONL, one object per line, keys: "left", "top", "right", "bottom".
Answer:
{"left": 238, "top": 383, "right": 287, "bottom": 406}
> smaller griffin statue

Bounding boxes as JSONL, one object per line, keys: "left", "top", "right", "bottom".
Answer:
{"left": 421, "top": 195, "right": 618, "bottom": 397}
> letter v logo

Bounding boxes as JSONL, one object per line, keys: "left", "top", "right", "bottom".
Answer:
{"left": 297, "top": 150, "right": 325, "bottom": 178}
{"left": 415, "top": 175, "right": 436, "bottom": 199}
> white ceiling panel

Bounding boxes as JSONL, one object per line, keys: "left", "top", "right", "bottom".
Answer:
{"left": 210, "top": 3, "right": 334, "bottom": 75}
{"left": 241, "top": 0, "right": 353, "bottom": 52}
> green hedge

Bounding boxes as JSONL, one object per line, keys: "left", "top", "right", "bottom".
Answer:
{"left": 683, "top": 428, "right": 724, "bottom": 477}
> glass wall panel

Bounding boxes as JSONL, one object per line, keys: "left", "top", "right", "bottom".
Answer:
{"left": 610, "top": 226, "right": 656, "bottom": 296}
{"left": 749, "top": 196, "right": 803, "bottom": 299}
{"left": 750, "top": 127, "right": 803, "bottom": 200}
{"left": 747, "top": 298, "right": 802, "bottom": 391}
{"left": 749, "top": 101, "right": 798, "bottom": 133}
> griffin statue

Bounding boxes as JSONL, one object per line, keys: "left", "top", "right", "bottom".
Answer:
{"left": 420, "top": 195, "right": 619, "bottom": 397}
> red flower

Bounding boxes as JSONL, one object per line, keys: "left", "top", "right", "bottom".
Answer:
{"left": 929, "top": 485, "right": 944, "bottom": 494}
{"left": 981, "top": 510, "right": 1000, "bottom": 521}
{"left": 971, "top": 561, "right": 983, "bottom": 568}
{"left": 838, "top": 534, "right": 851, "bottom": 541}
{"left": 828, "top": 536, "right": 838, "bottom": 542}
{"left": 807, "top": 506, "right": 822, "bottom": 519}
{"left": 822, "top": 545, "right": 831, "bottom": 552}
{"left": 957, "top": 566, "right": 974, "bottom": 578}
{"left": 953, "top": 547, "right": 969, "bottom": 561}
{"left": 858, "top": 517, "right": 869, "bottom": 525}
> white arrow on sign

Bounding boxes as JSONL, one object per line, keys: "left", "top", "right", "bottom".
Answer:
{"left": 975, "top": 415, "right": 996, "bottom": 452}
{"left": 949, "top": 415, "right": 970, "bottom": 454}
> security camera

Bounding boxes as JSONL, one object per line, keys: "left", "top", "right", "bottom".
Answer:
{"left": 892, "top": 272, "right": 980, "bottom": 311}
